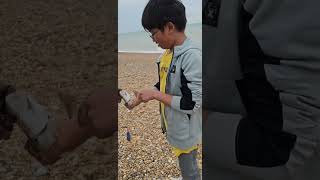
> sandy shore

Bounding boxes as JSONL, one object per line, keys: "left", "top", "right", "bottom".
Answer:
{"left": 118, "top": 52, "right": 202, "bottom": 179}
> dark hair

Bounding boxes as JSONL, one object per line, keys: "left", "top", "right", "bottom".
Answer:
{"left": 142, "top": 0, "right": 187, "bottom": 32}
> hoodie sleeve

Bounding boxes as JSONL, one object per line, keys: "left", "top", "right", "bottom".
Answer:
{"left": 170, "top": 50, "right": 202, "bottom": 114}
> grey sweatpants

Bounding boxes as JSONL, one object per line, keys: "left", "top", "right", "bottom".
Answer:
{"left": 178, "top": 149, "right": 201, "bottom": 180}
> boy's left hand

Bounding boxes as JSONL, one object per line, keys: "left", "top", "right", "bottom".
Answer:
{"left": 137, "top": 89, "right": 158, "bottom": 103}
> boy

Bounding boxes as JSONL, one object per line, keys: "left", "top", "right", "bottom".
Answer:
{"left": 129, "top": 0, "right": 202, "bottom": 179}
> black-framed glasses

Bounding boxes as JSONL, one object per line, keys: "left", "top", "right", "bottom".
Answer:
{"left": 149, "top": 30, "right": 160, "bottom": 39}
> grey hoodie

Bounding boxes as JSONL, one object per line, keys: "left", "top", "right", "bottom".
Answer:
{"left": 202, "top": 0, "right": 320, "bottom": 173}
{"left": 155, "top": 38, "right": 202, "bottom": 150}
{"left": 242, "top": 0, "right": 320, "bottom": 171}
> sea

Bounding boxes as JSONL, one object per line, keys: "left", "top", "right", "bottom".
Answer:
{"left": 118, "top": 23, "right": 201, "bottom": 53}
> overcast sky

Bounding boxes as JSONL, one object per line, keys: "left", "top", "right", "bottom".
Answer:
{"left": 118, "top": 0, "right": 202, "bottom": 34}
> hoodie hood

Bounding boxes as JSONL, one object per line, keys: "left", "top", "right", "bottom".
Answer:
{"left": 173, "top": 38, "right": 201, "bottom": 58}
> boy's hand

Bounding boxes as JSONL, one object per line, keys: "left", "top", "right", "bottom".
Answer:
{"left": 137, "top": 89, "right": 158, "bottom": 103}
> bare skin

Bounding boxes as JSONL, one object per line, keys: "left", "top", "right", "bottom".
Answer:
{"left": 35, "top": 87, "right": 118, "bottom": 165}
{"left": 1, "top": 83, "right": 118, "bottom": 165}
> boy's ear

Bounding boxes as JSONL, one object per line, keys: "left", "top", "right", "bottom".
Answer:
{"left": 165, "top": 22, "right": 175, "bottom": 33}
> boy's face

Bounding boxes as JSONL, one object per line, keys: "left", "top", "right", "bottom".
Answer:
{"left": 149, "top": 23, "right": 175, "bottom": 49}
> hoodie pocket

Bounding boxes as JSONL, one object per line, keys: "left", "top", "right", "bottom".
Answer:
{"left": 167, "top": 109, "right": 190, "bottom": 141}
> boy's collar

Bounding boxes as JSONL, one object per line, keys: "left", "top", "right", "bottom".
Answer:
{"left": 172, "top": 37, "right": 191, "bottom": 57}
